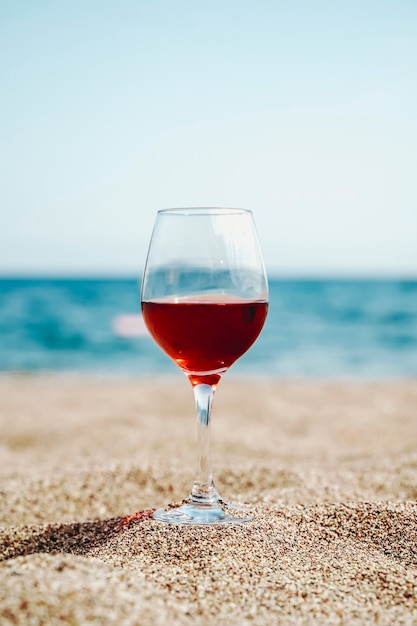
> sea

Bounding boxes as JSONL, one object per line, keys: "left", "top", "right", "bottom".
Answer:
{"left": 0, "top": 277, "right": 416, "bottom": 378}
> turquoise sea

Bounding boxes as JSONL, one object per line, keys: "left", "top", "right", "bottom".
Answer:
{"left": 0, "top": 277, "right": 416, "bottom": 378}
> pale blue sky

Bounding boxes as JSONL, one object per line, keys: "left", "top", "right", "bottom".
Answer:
{"left": 1, "top": 0, "right": 417, "bottom": 276}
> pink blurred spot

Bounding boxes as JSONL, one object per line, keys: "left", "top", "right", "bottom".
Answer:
{"left": 112, "top": 314, "right": 149, "bottom": 338}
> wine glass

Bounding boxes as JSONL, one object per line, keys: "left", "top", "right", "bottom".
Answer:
{"left": 140, "top": 208, "right": 268, "bottom": 524}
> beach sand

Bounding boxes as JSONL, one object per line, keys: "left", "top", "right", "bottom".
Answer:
{"left": 1, "top": 375, "right": 417, "bottom": 624}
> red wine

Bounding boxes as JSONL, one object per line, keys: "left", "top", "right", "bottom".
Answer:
{"left": 141, "top": 297, "right": 268, "bottom": 386}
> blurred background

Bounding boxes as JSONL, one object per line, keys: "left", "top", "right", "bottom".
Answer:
{"left": 1, "top": 0, "right": 416, "bottom": 377}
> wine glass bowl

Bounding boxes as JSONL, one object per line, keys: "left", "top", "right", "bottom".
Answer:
{"left": 141, "top": 208, "right": 268, "bottom": 524}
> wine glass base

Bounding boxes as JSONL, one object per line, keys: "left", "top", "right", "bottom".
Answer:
{"left": 153, "top": 501, "right": 253, "bottom": 525}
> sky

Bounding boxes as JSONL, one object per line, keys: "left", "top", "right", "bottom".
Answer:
{"left": 1, "top": 0, "right": 417, "bottom": 277}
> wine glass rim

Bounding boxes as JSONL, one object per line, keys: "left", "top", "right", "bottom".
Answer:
{"left": 157, "top": 207, "right": 252, "bottom": 216}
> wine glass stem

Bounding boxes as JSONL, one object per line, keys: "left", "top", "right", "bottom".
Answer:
{"left": 190, "top": 383, "right": 220, "bottom": 505}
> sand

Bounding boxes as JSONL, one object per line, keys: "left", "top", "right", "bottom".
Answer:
{"left": 0, "top": 375, "right": 417, "bottom": 625}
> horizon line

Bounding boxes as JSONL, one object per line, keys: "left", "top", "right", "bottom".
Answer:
{"left": 0, "top": 270, "right": 416, "bottom": 281}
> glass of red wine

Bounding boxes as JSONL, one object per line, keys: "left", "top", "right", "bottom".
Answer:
{"left": 141, "top": 208, "right": 268, "bottom": 524}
